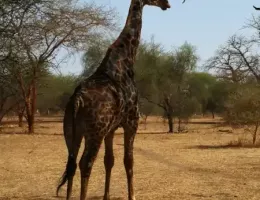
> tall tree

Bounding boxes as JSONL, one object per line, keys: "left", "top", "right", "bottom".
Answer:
{"left": 205, "top": 35, "right": 259, "bottom": 84}
{"left": 0, "top": 0, "right": 117, "bottom": 133}
{"left": 135, "top": 39, "right": 198, "bottom": 133}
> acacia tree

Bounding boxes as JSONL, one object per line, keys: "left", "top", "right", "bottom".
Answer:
{"left": 170, "top": 43, "right": 198, "bottom": 132}
{"left": 0, "top": 0, "right": 117, "bottom": 133}
{"left": 135, "top": 40, "right": 198, "bottom": 133}
{"left": 205, "top": 35, "right": 260, "bottom": 84}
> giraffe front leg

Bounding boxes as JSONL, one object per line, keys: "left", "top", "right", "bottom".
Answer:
{"left": 103, "top": 133, "right": 115, "bottom": 200}
{"left": 123, "top": 122, "right": 138, "bottom": 200}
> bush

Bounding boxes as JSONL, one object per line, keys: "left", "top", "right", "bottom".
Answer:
{"left": 224, "top": 85, "right": 260, "bottom": 145}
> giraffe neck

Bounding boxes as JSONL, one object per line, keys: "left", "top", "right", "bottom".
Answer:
{"left": 93, "top": 0, "right": 144, "bottom": 84}
{"left": 111, "top": 0, "right": 143, "bottom": 59}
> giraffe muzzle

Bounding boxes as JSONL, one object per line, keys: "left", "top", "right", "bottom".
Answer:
{"left": 162, "top": 2, "right": 171, "bottom": 10}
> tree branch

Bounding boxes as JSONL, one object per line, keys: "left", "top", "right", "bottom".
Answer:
{"left": 142, "top": 96, "right": 165, "bottom": 109}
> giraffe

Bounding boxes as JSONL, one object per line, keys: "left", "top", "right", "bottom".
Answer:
{"left": 56, "top": 0, "right": 171, "bottom": 200}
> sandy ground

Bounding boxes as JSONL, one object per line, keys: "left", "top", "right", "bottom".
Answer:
{"left": 1, "top": 116, "right": 260, "bottom": 200}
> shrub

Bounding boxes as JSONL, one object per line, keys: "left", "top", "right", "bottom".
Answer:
{"left": 224, "top": 85, "right": 260, "bottom": 145}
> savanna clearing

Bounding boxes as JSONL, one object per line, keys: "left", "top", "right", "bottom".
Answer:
{"left": 1, "top": 116, "right": 260, "bottom": 200}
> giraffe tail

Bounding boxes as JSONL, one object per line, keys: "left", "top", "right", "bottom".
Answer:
{"left": 56, "top": 96, "right": 83, "bottom": 197}
{"left": 56, "top": 155, "right": 77, "bottom": 196}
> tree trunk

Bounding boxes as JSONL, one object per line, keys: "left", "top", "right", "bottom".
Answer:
{"left": 253, "top": 122, "right": 259, "bottom": 145}
{"left": 144, "top": 116, "right": 147, "bottom": 130}
{"left": 18, "top": 113, "right": 23, "bottom": 127}
{"left": 27, "top": 113, "right": 34, "bottom": 133}
{"left": 17, "top": 67, "right": 37, "bottom": 134}
{"left": 167, "top": 112, "right": 174, "bottom": 133}
{"left": 211, "top": 111, "right": 215, "bottom": 119}
{"left": 25, "top": 85, "right": 36, "bottom": 134}
{"left": 0, "top": 114, "right": 4, "bottom": 126}
{"left": 17, "top": 103, "right": 25, "bottom": 127}
{"left": 163, "top": 96, "right": 174, "bottom": 133}
{"left": 178, "top": 118, "right": 181, "bottom": 133}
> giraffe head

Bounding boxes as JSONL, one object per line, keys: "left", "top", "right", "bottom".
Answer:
{"left": 144, "top": 0, "right": 171, "bottom": 10}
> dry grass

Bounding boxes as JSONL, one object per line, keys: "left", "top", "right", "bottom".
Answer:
{"left": 1, "top": 116, "right": 260, "bottom": 200}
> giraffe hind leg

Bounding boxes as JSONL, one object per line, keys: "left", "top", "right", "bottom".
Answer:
{"left": 79, "top": 135, "right": 104, "bottom": 200}
{"left": 103, "top": 132, "right": 115, "bottom": 200}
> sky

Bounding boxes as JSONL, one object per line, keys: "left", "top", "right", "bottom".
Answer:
{"left": 59, "top": 0, "right": 260, "bottom": 75}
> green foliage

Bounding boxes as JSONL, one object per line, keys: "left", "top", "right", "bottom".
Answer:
{"left": 173, "top": 93, "right": 200, "bottom": 120}
{"left": 224, "top": 85, "right": 260, "bottom": 125}
{"left": 187, "top": 72, "right": 216, "bottom": 101}
{"left": 187, "top": 72, "right": 217, "bottom": 114}
{"left": 134, "top": 38, "right": 199, "bottom": 132}
{"left": 135, "top": 38, "right": 164, "bottom": 104}
{"left": 224, "top": 84, "right": 260, "bottom": 144}
{"left": 37, "top": 74, "right": 77, "bottom": 112}
{"left": 208, "top": 81, "right": 237, "bottom": 114}
{"left": 81, "top": 38, "right": 112, "bottom": 78}
{"left": 170, "top": 42, "right": 198, "bottom": 82}
{"left": 139, "top": 98, "right": 157, "bottom": 117}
